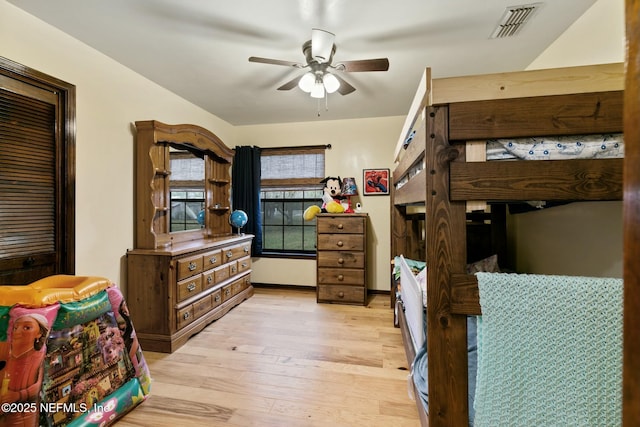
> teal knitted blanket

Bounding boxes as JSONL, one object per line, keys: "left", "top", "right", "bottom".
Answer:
{"left": 474, "top": 273, "right": 623, "bottom": 427}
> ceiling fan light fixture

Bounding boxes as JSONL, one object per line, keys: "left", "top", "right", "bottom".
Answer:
{"left": 310, "top": 81, "right": 325, "bottom": 98}
{"left": 311, "top": 28, "right": 335, "bottom": 63}
{"left": 323, "top": 73, "right": 340, "bottom": 94}
{"left": 298, "top": 72, "right": 315, "bottom": 93}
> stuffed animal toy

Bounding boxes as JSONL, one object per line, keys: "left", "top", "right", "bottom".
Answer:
{"left": 303, "top": 176, "right": 345, "bottom": 220}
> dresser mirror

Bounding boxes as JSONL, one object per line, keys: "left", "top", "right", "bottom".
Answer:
{"left": 134, "top": 121, "right": 235, "bottom": 249}
{"left": 168, "top": 144, "right": 206, "bottom": 232}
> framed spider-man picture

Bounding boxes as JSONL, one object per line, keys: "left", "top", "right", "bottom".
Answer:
{"left": 362, "top": 168, "right": 390, "bottom": 195}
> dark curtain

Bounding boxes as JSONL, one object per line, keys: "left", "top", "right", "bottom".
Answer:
{"left": 232, "top": 146, "right": 262, "bottom": 256}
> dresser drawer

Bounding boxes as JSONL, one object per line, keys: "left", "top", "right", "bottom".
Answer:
{"left": 317, "top": 216, "right": 365, "bottom": 234}
{"left": 317, "top": 284, "right": 365, "bottom": 304}
{"left": 223, "top": 242, "right": 251, "bottom": 263}
{"left": 193, "top": 294, "right": 213, "bottom": 319}
{"left": 177, "top": 275, "right": 203, "bottom": 302}
{"left": 231, "top": 275, "right": 250, "bottom": 295}
{"left": 202, "top": 269, "right": 216, "bottom": 290}
{"left": 211, "top": 289, "right": 222, "bottom": 308}
{"left": 213, "top": 264, "right": 230, "bottom": 283}
{"left": 317, "top": 251, "right": 365, "bottom": 269}
{"left": 176, "top": 254, "right": 203, "bottom": 281}
{"left": 202, "top": 249, "right": 222, "bottom": 270}
{"left": 317, "top": 234, "right": 364, "bottom": 251}
{"left": 318, "top": 268, "right": 364, "bottom": 285}
{"left": 237, "top": 256, "right": 251, "bottom": 274}
{"left": 176, "top": 305, "right": 195, "bottom": 329}
{"left": 221, "top": 284, "right": 233, "bottom": 302}
{"left": 229, "top": 261, "right": 238, "bottom": 276}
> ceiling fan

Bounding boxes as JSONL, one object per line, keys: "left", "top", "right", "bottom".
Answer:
{"left": 248, "top": 29, "right": 389, "bottom": 98}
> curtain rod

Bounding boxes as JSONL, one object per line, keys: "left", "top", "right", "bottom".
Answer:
{"left": 261, "top": 144, "right": 331, "bottom": 152}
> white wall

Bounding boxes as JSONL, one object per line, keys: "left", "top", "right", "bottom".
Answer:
{"left": 238, "top": 116, "right": 404, "bottom": 290}
{"left": 515, "top": 0, "right": 625, "bottom": 277}
{"left": 528, "top": 0, "right": 625, "bottom": 69}
{"left": 1, "top": 1, "right": 237, "bottom": 294}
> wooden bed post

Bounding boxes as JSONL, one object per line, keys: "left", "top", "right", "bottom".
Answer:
{"left": 390, "top": 190, "right": 407, "bottom": 309}
{"left": 425, "top": 104, "right": 469, "bottom": 426}
{"left": 623, "top": 1, "right": 640, "bottom": 425}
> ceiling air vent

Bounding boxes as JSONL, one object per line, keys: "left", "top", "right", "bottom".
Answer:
{"left": 490, "top": 3, "right": 541, "bottom": 38}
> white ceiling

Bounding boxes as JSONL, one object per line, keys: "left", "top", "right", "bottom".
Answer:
{"left": 8, "top": 0, "right": 597, "bottom": 126}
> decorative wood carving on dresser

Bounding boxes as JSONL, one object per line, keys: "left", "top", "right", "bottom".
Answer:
{"left": 316, "top": 213, "right": 368, "bottom": 305}
{"left": 126, "top": 121, "right": 253, "bottom": 353}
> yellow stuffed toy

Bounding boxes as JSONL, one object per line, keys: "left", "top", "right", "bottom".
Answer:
{"left": 303, "top": 176, "right": 345, "bottom": 220}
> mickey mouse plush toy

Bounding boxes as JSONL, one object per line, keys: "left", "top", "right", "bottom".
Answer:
{"left": 303, "top": 176, "right": 345, "bottom": 220}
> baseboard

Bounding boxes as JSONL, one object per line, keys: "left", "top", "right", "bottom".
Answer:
{"left": 251, "top": 282, "right": 315, "bottom": 291}
{"left": 251, "top": 283, "right": 390, "bottom": 295}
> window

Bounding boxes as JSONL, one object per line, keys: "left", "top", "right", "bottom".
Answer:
{"left": 259, "top": 146, "right": 327, "bottom": 256}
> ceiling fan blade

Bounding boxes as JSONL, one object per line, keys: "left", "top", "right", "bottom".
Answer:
{"left": 311, "top": 28, "right": 335, "bottom": 63}
{"left": 332, "top": 74, "right": 356, "bottom": 95}
{"left": 248, "top": 56, "right": 303, "bottom": 68}
{"left": 277, "top": 75, "right": 303, "bottom": 91}
{"left": 335, "top": 58, "right": 390, "bottom": 72}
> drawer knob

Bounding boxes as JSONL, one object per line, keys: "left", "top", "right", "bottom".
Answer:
{"left": 338, "top": 274, "right": 344, "bottom": 281}
{"left": 337, "top": 241, "right": 343, "bottom": 247}
{"left": 244, "top": 246, "right": 250, "bottom": 253}
{"left": 338, "top": 258, "right": 344, "bottom": 264}
{"left": 231, "top": 266, "right": 237, "bottom": 273}
{"left": 226, "top": 250, "right": 233, "bottom": 258}
{"left": 209, "top": 256, "right": 217, "bottom": 264}
{"left": 225, "top": 288, "right": 231, "bottom": 296}
{"left": 207, "top": 276, "right": 213, "bottom": 284}
{"left": 188, "top": 262, "right": 197, "bottom": 271}
{"left": 187, "top": 283, "right": 197, "bottom": 292}
{"left": 338, "top": 224, "right": 344, "bottom": 229}
{"left": 338, "top": 291, "right": 345, "bottom": 298}
{"left": 183, "top": 312, "right": 190, "bottom": 320}
{"left": 242, "top": 262, "right": 248, "bottom": 268}
{"left": 215, "top": 294, "right": 221, "bottom": 302}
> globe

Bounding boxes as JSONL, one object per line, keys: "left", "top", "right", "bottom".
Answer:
{"left": 229, "top": 210, "right": 248, "bottom": 234}
{"left": 196, "top": 209, "right": 206, "bottom": 226}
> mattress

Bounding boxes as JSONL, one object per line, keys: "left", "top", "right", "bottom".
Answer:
{"left": 396, "top": 255, "right": 477, "bottom": 426}
{"left": 486, "top": 133, "right": 624, "bottom": 161}
{"left": 395, "top": 133, "right": 624, "bottom": 192}
{"left": 397, "top": 255, "right": 426, "bottom": 352}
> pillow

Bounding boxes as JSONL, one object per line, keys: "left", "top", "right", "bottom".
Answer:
{"left": 467, "top": 254, "right": 500, "bottom": 274}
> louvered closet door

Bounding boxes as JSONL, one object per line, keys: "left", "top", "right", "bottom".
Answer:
{"left": 0, "top": 78, "right": 59, "bottom": 284}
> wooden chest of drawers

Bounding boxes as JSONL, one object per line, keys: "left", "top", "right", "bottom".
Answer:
{"left": 126, "top": 235, "right": 253, "bottom": 353}
{"left": 316, "top": 214, "right": 367, "bottom": 305}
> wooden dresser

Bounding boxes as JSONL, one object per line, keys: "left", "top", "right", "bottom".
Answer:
{"left": 127, "top": 121, "right": 253, "bottom": 353}
{"left": 127, "top": 235, "right": 253, "bottom": 353}
{"left": 316, "top": 213, "right": 368, "bottom": 305}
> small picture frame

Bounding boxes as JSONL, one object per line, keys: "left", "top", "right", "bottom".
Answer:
{"left": 363, "top": 169, "right": 390, "bottom": 195}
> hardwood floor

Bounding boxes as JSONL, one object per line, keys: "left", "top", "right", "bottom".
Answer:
{"left": 117, "top": 287, "right": 420, "bottom": 426}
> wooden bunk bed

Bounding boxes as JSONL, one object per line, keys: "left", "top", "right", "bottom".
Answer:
{"left": 390, "top": 62, "right": 625, "bottom": 427}
{"left": 623, "top": 3, "right": 640, "bottom": 425}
